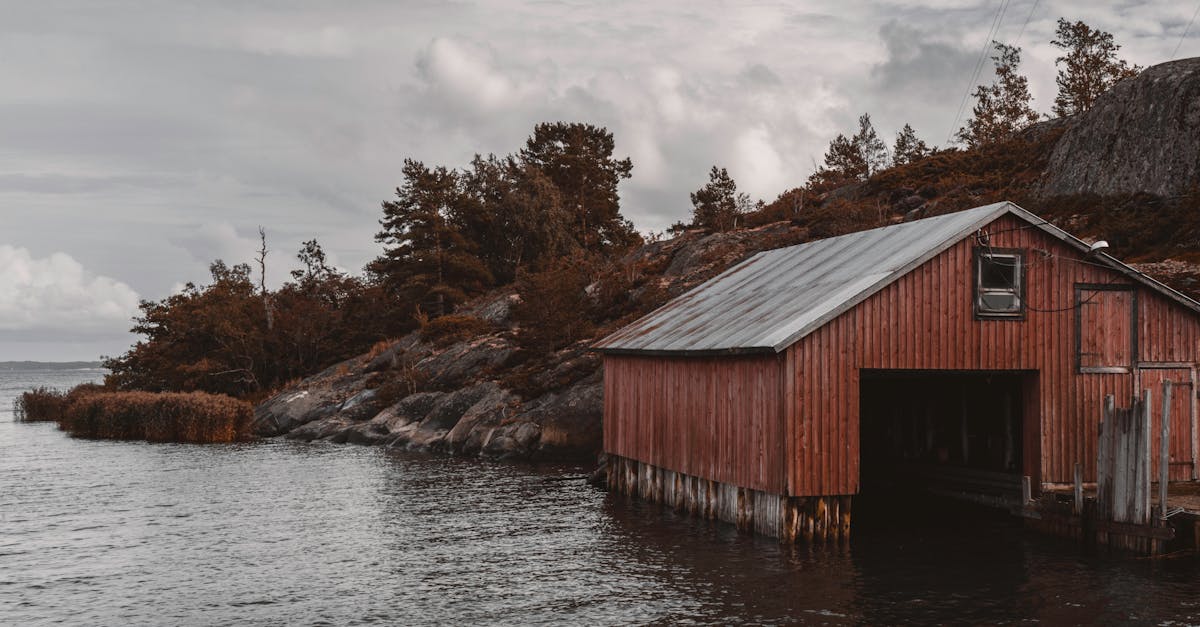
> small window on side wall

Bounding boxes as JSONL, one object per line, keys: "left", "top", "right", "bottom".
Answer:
{"left": 975, "top": 249, "right": 1024, "bottom": 318}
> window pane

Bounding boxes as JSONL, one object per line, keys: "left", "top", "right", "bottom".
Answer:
{"left": 980, "top": 255, "right": 1017, "bottom": 289}
{"left": 979, "top": 291, "right": 1021, "bottom": 312}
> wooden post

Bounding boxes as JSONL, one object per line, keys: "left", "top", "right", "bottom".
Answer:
{"left": 1161, "top": 380, "right": 1173, "bottom": 518}
{"left": 1021, "top": 475, "right": 1032, "bottom": 505}
{"left": 1140, "top": 390, "right": 1152, "bottom": 525}
{"left": 1074, "top": 462, "right": 1083, "bottom": 516}
{"left": 1098, "top": 395, "right": 1114, "bottom": 521}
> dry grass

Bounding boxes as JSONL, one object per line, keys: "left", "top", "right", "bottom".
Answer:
{"left": 419, "top": 315, "right": 495, "bottom": 347}
{"left": 13, "top": 386, "right": 68, "bottom": 422}
{"left": 57, "top": 390, "right": 253, "bottom": 443}
{"left": 365, "top": 338, "right": 401, "bottom": 360}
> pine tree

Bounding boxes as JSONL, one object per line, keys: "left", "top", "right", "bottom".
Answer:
{"left": 853, "top": 113, "right": 889, "bottom": 176}
{"left": 807, "top": 112, "right": 892, "bottom": 188}
{"left": 892, "top": 123, "right": 931, "bottom": 166}
{"left": 373, "top": 159, "right": 492, "bottom": 318}
{"left": 956, "top": 43, "right": 1040, "bottom": 148}
{"left": 519, "top": 122, "right": 637, "bottom": 252}
{"left": 457, "top": 154, "right": 574, "bottom": 284}
{"left": 690, "top": 166, "right": 750, "bottom": 232}
{"left": 1050, "top": 18, "right": 1141, "bottom": 117}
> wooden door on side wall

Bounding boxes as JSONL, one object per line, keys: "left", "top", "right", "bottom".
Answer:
{"left": 1076, "top": 285, "right": 1136, "bottom": 374}
{"left": 1140, "top": 367, "right": 1197, "bottom": 482}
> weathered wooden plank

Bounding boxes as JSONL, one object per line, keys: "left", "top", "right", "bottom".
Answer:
{"left": 1161, "top": 380, "right": 1172, "bottom": 516}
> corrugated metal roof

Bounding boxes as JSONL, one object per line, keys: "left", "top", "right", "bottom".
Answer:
{"left": 594, "top": 201, "right": 1200, "bottom": 355}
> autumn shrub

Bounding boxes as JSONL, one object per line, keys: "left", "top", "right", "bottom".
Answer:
{"left": 13, "top": 387, "right": 68, "bottom": 422}
{"left": 365, "top": 338, "right": 400, "bottom": 361}
{"left": 419, "top": 314, "right": 495, "bottom": 347}
{"left": 512, "top": 263, "right": 594, "bottom": 354}
{"left": 57, "top": 391, "right": 253, "bottom": 443}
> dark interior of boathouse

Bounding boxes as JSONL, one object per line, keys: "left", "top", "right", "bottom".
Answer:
{"left": 858, "top": 370, "right": 1036, "bottom": 509}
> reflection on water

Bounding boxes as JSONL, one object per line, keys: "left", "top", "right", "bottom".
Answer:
{"left": 4, "top": 368, "right": 1200, "bottom": 625}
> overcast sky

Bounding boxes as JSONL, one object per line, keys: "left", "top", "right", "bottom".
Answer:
{"left": 1, "top": 0, "right": 1195, "bottom": 361}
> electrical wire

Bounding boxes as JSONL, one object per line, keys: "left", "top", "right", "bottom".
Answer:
{"left": 947, "top": 0, "right": 1014, "bottom": 145}
{"left": 1172, "top": 1, "right": 1200, "bottom": 60}
{"left": 1013, "top": 0, "right": 1040, "bottom": 48}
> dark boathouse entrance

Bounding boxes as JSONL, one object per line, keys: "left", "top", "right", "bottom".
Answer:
{"left": 859, "top": 370, "right": 1039, "bottom": 507}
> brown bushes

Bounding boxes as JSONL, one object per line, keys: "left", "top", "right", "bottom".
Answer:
{"left": 51, "top": 389, "right": 252, "bottom": 443}
{"left": 13, "top": 386, "right": 68, "bottom": 422}
{"left": 420, "top": 314, "right": 495, "bottom": 347}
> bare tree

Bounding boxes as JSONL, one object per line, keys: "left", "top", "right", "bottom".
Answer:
{"left": 257, "top": 226, "right": 274, "bottom": 331}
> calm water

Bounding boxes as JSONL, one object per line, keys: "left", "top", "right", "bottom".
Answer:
{"left": 4, "top": 367, "right": 1200, "bottom": 625}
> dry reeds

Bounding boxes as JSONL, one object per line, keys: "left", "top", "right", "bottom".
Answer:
{"left": 12, "top": 386, "right": 68, "bottom": 422}
{"left": 48, "top": 388, "right": 253, "bottom": 443}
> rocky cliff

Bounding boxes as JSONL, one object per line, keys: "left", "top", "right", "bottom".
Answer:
{"left": 1039, "top": 57, "right": 1200, "bottom": 198}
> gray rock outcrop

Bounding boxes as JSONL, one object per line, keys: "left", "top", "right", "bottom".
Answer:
{"left": 1039, "top": 58, "right": 1200, "bottom": 198}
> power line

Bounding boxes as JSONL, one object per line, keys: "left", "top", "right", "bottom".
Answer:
{"left": 1013, "top": 0, "right": 1040, "bottom": 48}
{"left": 947, "top": 0, "right": 1014, "bottom": 144}
{"left": 1172, "top": 1, "right": 1200, "bottom": 60}
{"left": 947, "top": 0, "right": 1009, "bottom": 143}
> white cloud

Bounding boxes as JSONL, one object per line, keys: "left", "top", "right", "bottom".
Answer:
{"left": 732, "top": 125, "right": 788, "bottom": 200}
{"left": 0, "top": 245, "right": 139, "bottom": 332}
{"left": 0, "top": 0, "right": 1192, "bottom": 311}
{"left": 417, "top": 37, "right": 532, "bottom": 114}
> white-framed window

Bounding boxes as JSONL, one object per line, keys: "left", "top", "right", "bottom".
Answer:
{"left": 975, "top": 249, "right": 1024, "bottom": 318}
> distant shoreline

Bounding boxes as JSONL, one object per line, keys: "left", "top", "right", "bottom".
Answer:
{"left": 0, "top": 361, "right": 105, "bottom": 371}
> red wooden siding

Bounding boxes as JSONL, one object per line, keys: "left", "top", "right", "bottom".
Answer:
{"left": 1138, "top": 291, "right": 1200, "bottom": 364}
{"left": 603, "top": 354, "right": 786, "bottom": 494}
{"left": 603, "top": 213, "right": 1200, "bottom": 499}
{"left": 1078, "top": 288, "right": 1134, "bottom": 370}
{"left": 784, "top": 214, "right": 1200, "bottom": 495}
{"left": 1141, "top": 367, "right": 1198, "bottom": 481}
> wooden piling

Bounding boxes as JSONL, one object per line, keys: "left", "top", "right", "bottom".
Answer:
{"left": 1073, "top": 463, "right": 1083, "bottom": 516}
{"left": 603, "top": 457, "right": 857, "bottom": 544}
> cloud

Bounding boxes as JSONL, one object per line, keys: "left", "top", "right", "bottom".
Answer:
{"left": 417, "top": 37, "right": 532, "bottom": 114}
{"left": 168, "top": 221, "right": 312, "bottom": 289}
{"left": 0, "top": 0, "right": 1190, "bottom": 317}
{"left": 0, "top": 245, "right": 139, "bottom": 333}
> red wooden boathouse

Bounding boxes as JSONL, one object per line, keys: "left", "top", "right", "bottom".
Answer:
{"left": 594, "top": 201, "right": 1200, "bottom": 541}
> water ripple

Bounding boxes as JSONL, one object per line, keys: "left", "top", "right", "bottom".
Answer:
{"left": 5, "top": 370, "right": 1200, "bottom": 624}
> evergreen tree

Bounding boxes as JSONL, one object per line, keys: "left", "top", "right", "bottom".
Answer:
{"left": 690, "top": 166, "right": 749, "bottom": 232}
{"left": 373, "top": 159, "right": 492, "bottom": 318}
{"left": 1050, "top": 18, "right": 1141, "bottom": 117}
{"left": 457, "top": 154, "right": 574, "bottom": 284}
{"left": 519, "top": 122, "right": 638, "bottom": 252}
{"left": 808, "top": 133, "right": 865, "bottom": 188}
{"left": 807, "top": 113, "right": 890, "bottom": 187}
{"left": 853, "top": 113, "right": 889, "bottom": 176}
{"left": 892, "top": 123, "right": 931, "bottom": 166}
{"left": 956, "top": 43, "right": 1040, "bottom": 148}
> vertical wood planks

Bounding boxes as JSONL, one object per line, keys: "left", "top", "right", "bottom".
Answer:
{"left": 603, "top": 212, "right": 1200, "bottom": 501}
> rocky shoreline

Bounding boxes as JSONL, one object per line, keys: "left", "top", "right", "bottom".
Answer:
{"left": 250, "top": 311, "right": 603, "bottom": 462}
